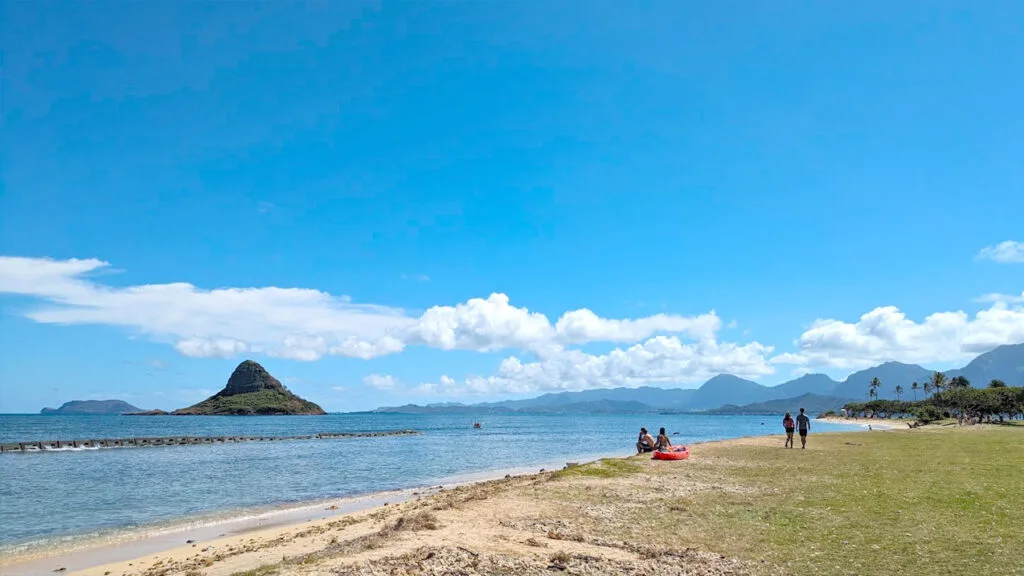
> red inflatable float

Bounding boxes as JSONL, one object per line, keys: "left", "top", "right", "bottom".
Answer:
{"left": 652, "top": 445, "right": 690, "bottom": 461}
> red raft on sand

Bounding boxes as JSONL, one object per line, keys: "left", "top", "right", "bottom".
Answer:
{"left": 652, "top": 445, "right": 690, "bottom": 461}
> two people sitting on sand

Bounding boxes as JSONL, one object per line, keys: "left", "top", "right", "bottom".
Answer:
{"left": 782, "top": 408, "right": 811, "bottom": 449}
{"left": 636, "top": 427, "right": 673, "bottom": 453}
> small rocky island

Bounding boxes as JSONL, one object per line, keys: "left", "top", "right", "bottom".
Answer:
{"left": 171, "top": 360, "right": 326, "bottom": 415}
{"left": 41, "top": 399, "right": 143, "bottom": 415}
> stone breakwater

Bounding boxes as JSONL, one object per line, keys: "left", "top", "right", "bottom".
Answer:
{"left": 0, "top": 430, "right": 420, "bottom": 453}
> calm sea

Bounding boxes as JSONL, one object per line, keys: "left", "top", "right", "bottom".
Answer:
{"left": 0, "top": 413, "right": 860, "bottom": 553}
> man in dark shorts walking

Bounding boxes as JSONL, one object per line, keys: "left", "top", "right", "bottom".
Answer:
{"left": 796, "top": 408, "right": 811, "bottom": 449}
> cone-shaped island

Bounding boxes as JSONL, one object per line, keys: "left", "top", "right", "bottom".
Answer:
{"left": 173, "top": 360, "right": 326, "bottom": 415}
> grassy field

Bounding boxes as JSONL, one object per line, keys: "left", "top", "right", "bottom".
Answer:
{"left": 551, "top": 426, "right": 1024, "bottom": 575}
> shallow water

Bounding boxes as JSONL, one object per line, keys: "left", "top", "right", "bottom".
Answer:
{"left": 0, "top": 413, "right": 859, "bottom": 552}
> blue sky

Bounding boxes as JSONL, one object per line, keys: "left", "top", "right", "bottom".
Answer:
{"left": 2, "top": 2, "right": 1023, "bottom": 413}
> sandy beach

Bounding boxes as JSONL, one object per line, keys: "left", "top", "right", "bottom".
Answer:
{"left": 0, "top": 454, "right": 628, "bottom": 576}
{"left": 3, "top": 427, "right": 1022, "bottom": 576}
{"left": 815, "top": 416, "right": 911, "bottom": 429}
{"left": 1, "top": 441, "right": 747, "bottom": 576}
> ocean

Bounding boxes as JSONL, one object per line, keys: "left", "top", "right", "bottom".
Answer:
{"left": 0, "top": 413, "right": 861, "bottom": 555}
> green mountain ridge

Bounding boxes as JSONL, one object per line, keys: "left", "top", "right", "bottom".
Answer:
{"left": 704, "top": 393, "right": 848, "bottom": 416}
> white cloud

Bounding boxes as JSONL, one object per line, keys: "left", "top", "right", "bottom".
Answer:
{"left": 774, "top": 301, "right": 1024, "bottom": 370}
{"left": 330, "top": 386, "right": 348, "bottom": 393}
{"left": 553, "top": 309, "right": 721, "bottom": 344}
{"left": 362, "top": 374, "right": 399, "bottom": 390}
{"left": 12, "top": 255, "right": 1019, "bottom": 397}
{"left": 977, "top": 241, "right": 1024, "bottom": 263}
{"left": 175, "top": 337, "right": 250, "bottom": 358}
{"left": 769, "top": 352, "right": 808, "bottom": 366}
{"left": 414, "top": 336, "right": 776, "bottom": 396}
{"left": 0, "top": 256, "right": 413, "bottom": 361}
{"left": 407, "top": 293, "right": 557, "bottom": 353}
{"left": 975, "top": 291, "right": 1024, "bottom": 304}
{"left": 0, "top": 257, "right": 726, "bottom": 363}
{"left": 406, "top": 294, "right": 723, "bottom": 357}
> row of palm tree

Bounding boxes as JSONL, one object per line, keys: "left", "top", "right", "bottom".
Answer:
{"left": 869, "top": 371, "right": 983, "bottom": 401}
{"left": 846, "top": 383, "right": 1024, "bottom": 424}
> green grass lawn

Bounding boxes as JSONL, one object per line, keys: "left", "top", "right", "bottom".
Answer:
{"left": 564, "top": 427, "right": 1024, "bottom": 575}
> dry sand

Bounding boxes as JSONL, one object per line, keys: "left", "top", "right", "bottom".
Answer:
{"left": 816, "top": 416, "right": 911, "bottom": 430}
{"left": 2, "top": 438, "right": 778, "bottom": 576}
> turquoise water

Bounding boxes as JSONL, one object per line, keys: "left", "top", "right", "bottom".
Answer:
{"left": 0, "top": 413, "right": 859, "bottom": 552}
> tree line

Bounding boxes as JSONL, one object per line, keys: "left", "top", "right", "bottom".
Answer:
{"left": 844, "top": 372, "right": 1024, "bottom": 424}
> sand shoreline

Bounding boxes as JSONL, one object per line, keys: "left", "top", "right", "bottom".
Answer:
{"left": 0, "top": 452, "right": 627, "bottom": 576}
{"left": 816, "top": 416, "right": 912, "bottom": 430}
{"left": 1, "top": 428, "right": 866, "bottom": 576}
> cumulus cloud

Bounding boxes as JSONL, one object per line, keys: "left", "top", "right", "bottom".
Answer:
{"left": 11, "top": 255, "right": 1017, "bottom": 394}
{"left": 975, "top": 291, "right": 1024, "bottom": 305}
{"left": 413, "top": 336, "right": 775, "bottom": 396}
{"left": 554, "top": 309, "right": 721, "bottom": 344}
{"left": 977, "top": 240, "right": 1024, "bottom": 263}
{"left": 362, "top": 374, "right": 399, "bottom": 390}
{"left": 773, "top": 301, "right": 1024, "bottom": 370}
{"left": 408, "top": 293, "right": 557, "bottom": 353}
{"left": 0, "top": 256, "right": 727, "bottom": 365}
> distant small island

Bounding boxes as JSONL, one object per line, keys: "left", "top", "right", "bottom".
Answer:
{"left": 166, "top": 360, "right": 325, "bottom": 415}
{"left": 41, "top": 399, "right": 143, "bottom": 415}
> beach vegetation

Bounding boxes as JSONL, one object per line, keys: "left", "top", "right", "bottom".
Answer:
{"left": 844, "top": 384, "right": 1024, "bottom": 424}
{"left": 229, "top": 566, "right": 279, "bottom": 576}
{"left": 552, "top": 458, "right": 642, "bottom": 479}
{"left": 388, "top": 511, "right": 440, "bottom": 532}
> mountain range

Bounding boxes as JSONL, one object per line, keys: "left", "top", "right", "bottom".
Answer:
{"left": 373, "top": 342, "right": 1024, "bottom": 414}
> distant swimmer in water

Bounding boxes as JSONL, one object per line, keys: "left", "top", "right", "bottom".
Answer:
{"left": 636, "top": 428, "right": 655, "bottom": 453}
{"left": 655, "top": 427, "right": 672, "bottom": 451}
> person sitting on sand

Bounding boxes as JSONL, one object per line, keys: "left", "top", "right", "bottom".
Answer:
{"left": 655, "top": 427, "right": 673, "bottom": 451}
{"left": 636, "top": 428, "right": 655, "bottom": 453}
{"left": 783, "top": 412, "right": 795, "bottom": 449}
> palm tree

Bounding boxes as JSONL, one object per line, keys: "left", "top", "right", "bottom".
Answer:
{"left": 895, "top": 385, "right": 904, "bottom": 401}
{"left": 869, "top": 377, "right": 882, "bottom": 401}
{"left": 948, "top": 375, "right": 971, "bottom": 390}
{"left": 911, "top": 381, "right": 919, "bottom": 402}
{"left": 924, "top": 382, "right": 934, "bottom": 398}
{"left": 929, "top": 371, "right": 948, "bottom": 398}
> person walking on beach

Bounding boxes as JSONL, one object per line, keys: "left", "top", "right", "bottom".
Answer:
{"left": 782, "top": 412, "right": 795, "bottom": 448}
{"left": 796, "top": 408, "right": 811, "bottom": 449}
